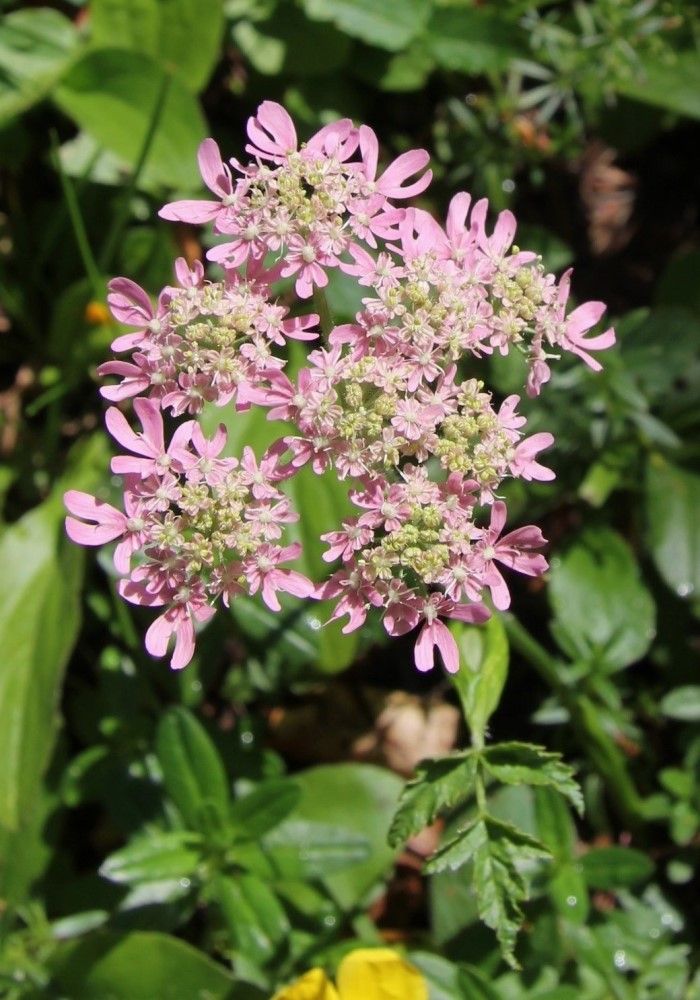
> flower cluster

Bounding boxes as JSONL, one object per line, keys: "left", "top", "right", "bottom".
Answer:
{"left": 65, "top": 101, "right": 615, "bottom": 673}
{"left": 65, "top": 398, "right": 312, "bottom": 668}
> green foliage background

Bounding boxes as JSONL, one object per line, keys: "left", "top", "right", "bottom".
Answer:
{"left": 1, "top": 0, "right": 700, "bottom": 996}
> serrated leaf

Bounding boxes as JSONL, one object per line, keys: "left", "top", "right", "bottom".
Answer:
{"left": 427, "top": 814, "right": 549, "bottom": 968}
{"left": 388, "top": 753, "right": 476, "bottom": 847}
{"left": 548, "top": 528, "right": 655, "bottom": 671}
{"left": 481, "top": 742, "right": 583, "bottom": 814}
{"left": 99, "top": 831, "right": 200, "bottom": 885}
{"left": 229, "top": 780, "right": 301, "bottom": 838}
{"left": 301, "top": 0, "right": 430, "bottom": 52}
{"left": 156, "top": 708, "right": 229, "bottom": 833}
{"left": 645, "top": 458, "right": 700, "bottom": 602}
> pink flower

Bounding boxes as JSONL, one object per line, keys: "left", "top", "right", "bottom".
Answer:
{"left": 145, "top": 591, "right": 216, "bottom": 670}
{"left": 106, "top": 397, "right": 194, "bottom": 479}
{"left": 159, "top": 139, "right": 236, "bottom": 225}
{"left": 391, "top": 399, "right": 442, "bottom": 440}
{"left": 411, "top": 595, "right": 490, "bottom": 673}
{"left": 316, "top": 564, "right": 381, "bottom": 634}
{"left": 549, "top": 270, "right": 616, "bottom": 370}
{"left": 107, "top": 278, "right": 168, "bottom": 352}
{"left": 245, "top": 101, "right": 298, "bottom": 163}
{"left": 180, "top": 424, "right": 237, "bottom": 485}
{"left": 358, "top": 126, "right": 432, "bottom": 200}
{"left": 64, "top": 488, "right": 146, "bottom": 573}
{"left": 476, "top": 502, "right": 548, "bottom": 610}
{"left": 242, "top": 543, "right": 314, "bottom": 611}
{"left": 509, "top": 433, "right": 555, "bottom": 482}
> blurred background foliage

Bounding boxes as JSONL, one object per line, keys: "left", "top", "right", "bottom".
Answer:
{"left": 1, "top": 0, "right": 700, "bottom": 996}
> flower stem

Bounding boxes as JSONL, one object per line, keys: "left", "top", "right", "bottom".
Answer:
{"left": 98, "top": 72, "right": 172, "bottom": 272}
{"left": 50, "top": 131, "right": 102, "bottom": 299}
{"left": 503, "top": 612, "right": 650, "bottom": 830}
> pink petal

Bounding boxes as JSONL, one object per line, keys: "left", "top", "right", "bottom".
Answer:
{"left": 414, "top": 623, "right": 436, "bottom": 672}
{"left": 158, "top": 199, "right": 222, "bottom": 224}
{"left": 171, "top": 617, "right": 196, "bottom": 670}
{"left": 145, "top": 613, "right": 174, "bottom": 659}
{"left": 105, "top": 406, "right": 154, "bottom": 457}
{"left": 133, "top": 397, "right": 165, "bottom": 453}
{"left": 197, "top": 138, "right": 229, "bottom": 196}
{"left": 432, "top": 620, "right": 460, "bottom": 673}
{"left": 378, "top": 149, "right": 431, "bottom": 199}
{"left": 107, "top": 278, "right": 153, "bottom": 325}
{"left": 567, "top": 301, "right": 607, "bottom": 337}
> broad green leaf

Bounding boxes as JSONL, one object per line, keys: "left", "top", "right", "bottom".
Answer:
{"left": 261, "top": 819, "right": 370, "bottom": 879}
{"left": 287, "top": 764, "right": 403, "bottom": 908}
{"left": 424, "top": 8, "right": 523, "bottom": 73}
{"left": 99, "top": 831, "right": 201, "bottom": 885}
{"left": 407, "top": 952, "right": 465, "bottom": 1000}
{"left": 450, "top": 615, "right": 509, "bottom": 741}
{"left": 481, "top": 742, "right": 583, "bottom": 814}
{"left": 301, "top": 0, "right": 430, "bottom": 52}
{"left": 580, "top": 847, "right": 654, "bottom": 890}
{"left": 156, "top": 708, "right": 230, "bottom": 832}
{"left": 233, "top": 5, "right": 351, "bottom": 77}
{"left": 50, "top": 931, "right": 235, "bottom": 998}
{"left": 54, "top": 49, "right": 207, "bottom": 190}
{"left": 548, "top": 528, "right": 655, "bottom": 671}
{"left": 211, "top": 873, "right": 289, "bottom": 966}
{"left": 0, "top": 7, "right": 79, "bottom": 125}
{"left": 645, "top": 458, "right": 700, "bottom": 602}
{"left": 659, "top": 686, "right": 700, "bottom": 722}
{"left": 354, "top": 42, "right": 435, "bottom": 93}
{"left": 0, "top": 494, "right": 83, "bottom": 830}
{"left": 229, "top": 779, "right": 301, "bottom": 838}
{"left": 616, "top": 50, "right": 700, "bottom": 120}
{"left": 90, "top": 0, "right": 225, "bottom": 93}
{"left": 388, "top": 753, "right": 476, "bottom": 847}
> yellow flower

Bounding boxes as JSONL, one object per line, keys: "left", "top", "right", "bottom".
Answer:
{"left": 272, "top": 948, "right": 428, "bottom": 1000}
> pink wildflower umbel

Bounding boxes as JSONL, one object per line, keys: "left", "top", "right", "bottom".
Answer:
{"left": 65, "top": 100, "right": 615, "bottom": 672}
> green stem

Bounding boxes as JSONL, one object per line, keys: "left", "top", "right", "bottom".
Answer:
{"left": 312, "top": 286, "right": 334, "bottom": 341}
{"left": 503, "top": 613, "right": 649, "bottom": 830}
{"left": 98, "top": 72, "right": 172, "bottom": 272}
{"left": 50, "top": 131, "right": 102, "bottom": 298}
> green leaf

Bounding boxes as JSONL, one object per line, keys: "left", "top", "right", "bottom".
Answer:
{"left": 645, "top": 458, "right": 700, "bottom": 602}
{"left": 261, "top": 819, "right": 371, "bottom": 879}
{"left": 481, "top": 742, "right": 583, "bottom": 814}
{"left": 388, "top": 753, "right": 476, "bottom": 847}
{"left": 424, "top": 8, "right": 523, "bottom": 73}
{"left": 659, "top": 686, "right": 700, "bottom": 722}
{"left": 427, "top": 815, "right": 549, "bottom": 968}
{"left": 100, "top": 831, "right": 200, "bottom": 885}
{"left": 0, "top": 494, "right": 83, "bottom": 831}
{"left": 580, "top": 847, "right": 654, "bottom": 890}
{"left": 156, "top": 708, "right": 229, "bottom": 832}
{"left": 285, "top": 763, "right": 403, "bottom": 908}
{"left": 210, "top": 873, "right": 289, "bottom": 966}
{"left": 534, "top": 787, "right": 577, "bottom": 860}
{"left": 548, "top": 528, "right": 656, "bottom": 671}
{"left": 616, "top": 49, "right": 700, "bottom": 120}
{"left": 548, "top": 861, "right": 589, "bottom": 925}
{"left": 50, "top": 931, "right": 235, "bottom": 998}
{"left": 450, "top": 615, "right": 509, "bottom": 740}
{"left": 54, "top": 49, "right": 207, "bottom": 190}
{"left": 301, "top": 0, "right": 430, "bottom": 51}
{"left": 229, "top": 780, "right": 301, "bottom": 838}
{"left": 0, "top": 7, "right": 79, "bottom": 125}
{"left": 90, "top": 0, "right": 224, "bottom": 92}
{"left": 233, "top": 4, "right": 351, "bottom": 77}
